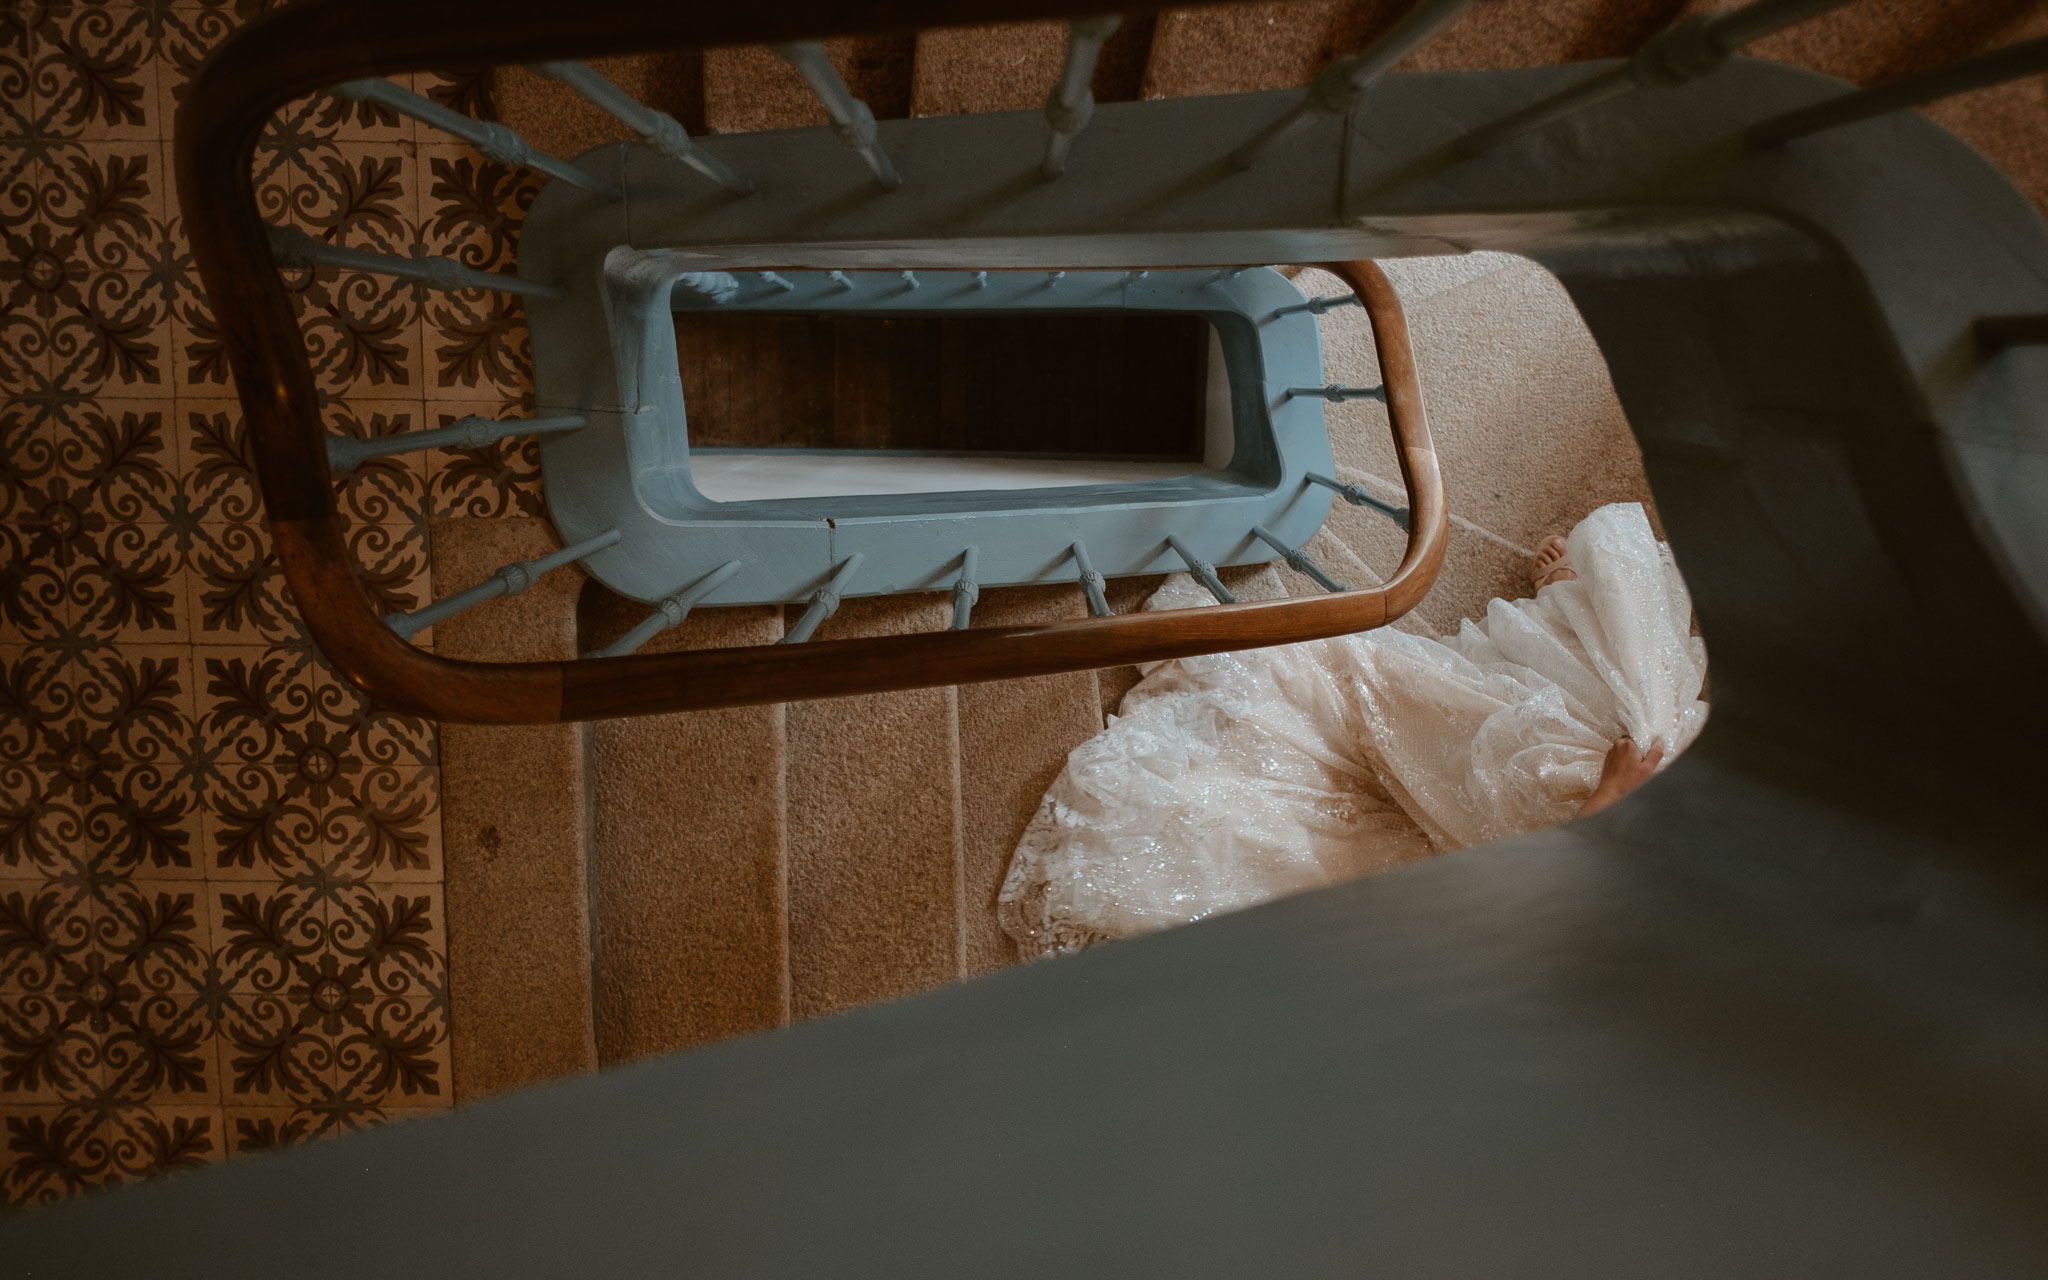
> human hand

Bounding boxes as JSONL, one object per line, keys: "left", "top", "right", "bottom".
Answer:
{"left": 1578, "top": 735, "right": 1665, "bottom": 817}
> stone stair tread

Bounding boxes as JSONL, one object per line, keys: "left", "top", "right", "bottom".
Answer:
{"left": 493, "top": 53, "right": 706, "bottom": 164}
{"left": 703, "top": 37, "right": 915, "bottom": 134}
{"left": 582, "top": 590, "right": 792, "bottom": 1062}
{"left": 785, "top": 594, "right": 963, "bottom": 1019}
{"left": 431, "top": 518, "right": 598, "bottom": 1101}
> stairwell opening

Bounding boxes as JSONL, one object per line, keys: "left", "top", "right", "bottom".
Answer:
{"left": 670, "top": 308, "right": 1233, "bottom": 501}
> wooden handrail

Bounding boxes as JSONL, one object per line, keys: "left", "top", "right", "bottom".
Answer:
{"left": 178, "top": 4, "right": 1445, "bottom": 724}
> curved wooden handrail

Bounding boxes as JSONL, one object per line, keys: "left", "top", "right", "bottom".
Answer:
{"left": 178, "top": 3, "right": 1446, "bottom": 724}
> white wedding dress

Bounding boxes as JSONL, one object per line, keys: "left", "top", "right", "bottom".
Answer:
{"left": 997, "top": 502, "right": 1709, "bottom": 957}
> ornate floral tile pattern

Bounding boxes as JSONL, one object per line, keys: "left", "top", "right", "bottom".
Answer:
{"left": 3, "top": 0, "right": 539, "bottom": 1207}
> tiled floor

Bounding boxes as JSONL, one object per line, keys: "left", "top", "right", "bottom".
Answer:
{"left": 2, "top": 0, "right": 537, "bottom": 1206}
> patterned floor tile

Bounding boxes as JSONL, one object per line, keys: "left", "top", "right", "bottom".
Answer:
{"left": 418, "top": 141, "right": 537, "bottom": 276}
{"left": 53, "top": 397, "right": 182, "bottom": 528}
{"left": 221, "top": 1103, "right": 318, "bottom": 1159}
{"left": 422, "top": 400, "right": 546, "bottom": 519}
{"left": 422, "top": 288, "right": 534, "bottom": 409}
{"left": 185, "top": 520, "right": 299, "bottom": 645}
{"left": 169, "top": 396, "right": 259, "bottom": 521}
{"left": 326, "top": 398, "right": 433, "bottom": 528}
{"left": 46, "top": 268, "right": 173, "bottom": 398}
{"left": 306, "top": 138, "right": 422, "bottom": 258}
{"left": 325, "top": 767, "right": 442, "bottom": 882}
{"left": 40, "top": 4, "right": 163, "bottom": 147}
{"left": 3, "top": 0, "right": 465, "bottom": 1208}
{"left": 0, "top": 1103, "right": 108, "bottom": 1205}
{"left": 69, "top": 517, "right": 191, "bottom": 643}
{"left": 325, "top": 880, "right": 447, "bottom": 1108}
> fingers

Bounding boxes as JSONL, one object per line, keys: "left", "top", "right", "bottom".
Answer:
{"left": 1644, "top": 739, "right": 1666, "bottom": 767}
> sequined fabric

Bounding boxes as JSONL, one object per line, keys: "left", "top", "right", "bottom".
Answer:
{"left": 997, "top": 503, "right": 1708, "bottom": 957}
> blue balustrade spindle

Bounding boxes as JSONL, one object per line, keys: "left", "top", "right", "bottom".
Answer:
{"left": 532, "top": 60, "right": 752, "bottom": 194}
{"left": 1230, "top": 0, "right": 1478, "bottom": 169}
{"left": 1251, "top": 525, "right": 1348, "bottom": 593}
{"left": 1445, "top": 0, "right": 1858, "bottom": 159}
{"left": 266, "top": 224, "right": 563, "bottom": 301}
{"left": 1284, "top": 383, "right": 1386, "bottom": 403}
{"left": 951, "top": 547, "right": 980, "bottom": 630}
{"left": 771, "top": 42, "right": 904, "bottom": 190}
{"left": 334, "top": 77, "right": 621, "bottom": 199}
{"left": 1307, "top": 471, "right": 1411, "bottom": 530}
{"left": 326, "top": 411, "right": 588, "bottom": 474}
{"left": 588, "top": 560, "right": 745, "bottom": 659}
{"left": 388, "top": 529, "right": 622, "bottom": 640}
{"left": 782, "top": 556, "right": 866, "bottom": 644}
{"left": 1167, "top": 535, "right": 1236, "bottom": 604}
{"left": 1070, "top": 541, "right": 1111, "bottom": 617}
{"left": 1042, "top": 15, "right": 1121, "bottom": 180}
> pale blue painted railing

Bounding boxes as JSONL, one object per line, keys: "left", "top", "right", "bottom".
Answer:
{"left": 532, "top": 60, "right": 752, "bottom": 194}
{"left": 1042, "top": 16, "right": 1121, "bottom": 180}
{"left": 335, "top": 76, "right": 622, "bottom": 199}
{"left": 590, "top": 559, "right": 745, "bottom": 658}
{"left": 389, "top": 529, "right": 622, "bottom": 640}
{"left": 265, "top": 224, "right": 561, "bottom": 299}
{"left": 771, "top": 42, "right": 902, "bottom": 189}
{"left": 783, "top": 556, "right": 866, "bottom": 644}
{"left": 256, "top": 0, "right": 2048, "bottom": 661}
{"left": 327, "top": 412, "right": 587, "bottom": 474}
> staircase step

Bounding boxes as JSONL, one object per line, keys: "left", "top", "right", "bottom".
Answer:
{"left": 955, "top": 585, "right": 1106, "bottom": 975}
{"left": 785, "top": 595, "right": 964, "bottom": 1019}
{"left": 430, "top": 518, "right": 598, "bottom": 1101}
{"left": 703, "top": 37, "right": 915, "bottom": 134}
{"left": 492, "top": 53, "right": 706, "bottom": 164}
{"left": 910, "top": 22, "right": 1067, "bottom": 116}
{"left": 581, "top": 591, "right": 791, "bottom": 1062}
{"left": 1142, "top": 1, "right": 1360, "bottom": 98}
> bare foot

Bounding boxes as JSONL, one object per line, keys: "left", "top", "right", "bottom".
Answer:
{"left": 1578, "top": 735, "right": 1665, "bottom": 817}
{"left": 1532, "top": 535, "right": 1578, "bottom": 589}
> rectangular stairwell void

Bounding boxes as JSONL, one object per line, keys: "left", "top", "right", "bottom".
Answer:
{"left": 672, "top": 311, "right": 1229, "bottom": 502}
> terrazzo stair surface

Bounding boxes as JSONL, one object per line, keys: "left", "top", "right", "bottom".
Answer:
{"left": 580, "top": 592, "right": 793, "bottom": 1062}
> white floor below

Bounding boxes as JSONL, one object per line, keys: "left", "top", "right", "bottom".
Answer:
{"left": 686, "top": 451, "right": 1212, "bottom": 501}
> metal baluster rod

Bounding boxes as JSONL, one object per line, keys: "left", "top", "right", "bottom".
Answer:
{"left": 588, "top": 559, "right": 745, "bottom": 659}
{"left": 1045, "top": 270, "right": 1066, "bottom": 289}
{"left": 1447, "top": 0, "right": 1856, "bottom": 159}
{"left": 900, "top": 270, "right": 921, "bottom": 291}
{"left": 1746, "top": 35, "right": 2048, "bottom": 148}
{"left": 1070, "top": 540, "right": 1111, "bottom": 617}
{"left": 951, "top": 546, "right": 980, "bottom": 630}
{"left": 1231, "top": 0, "right": 1479, "bottom": 170}
{"left": 1268, "top": 293, "right": 1362, "bottom": 321}
{"left": 1167, "top": 534, "right": 1237, "bottom": 604}
{"left": 782, "top": 555, "right": 865, "bottom": 644}
{"left": 672, "top": 271, "right": 740, "bottom": 304}
{"left": 771, "top": 42, "right": 904, "bottom": 190}
{"left": 829, "top": 270, "right": 854, "bottom": 291}
{"left": 266, "top": 224, "right": 564, "bottom": 301}
{"left": 1208, "top": 267, "right": 1257, "bottom": 287}
{"left": 759, "top": 271, "right": 795, "bottom": 292}
{"left": 1285, "top": 383, "right": 1386, "bottom": 403}
{"left": 389, "top": 529, "right": 621, "bottom": 640}
{"left": 531, "top": 61, "right": 752, "bottom": 194}
{"left": 327, "top": 412, "right": 588, "bottom": 474}
{"left": 1042, "top": 15, "right": 1122, "bottom": 180}
{"left": 1251, "top": 525, "right": 1348, "bottom": 593}
{"left": 972, "top": 270, "right": 990, "bottom": 290}
{"left": 334, "top": 77, "right": 621, "bottom": 200}
{"left": 1307, "top": 470, "right": 1411, "bottom": 529}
